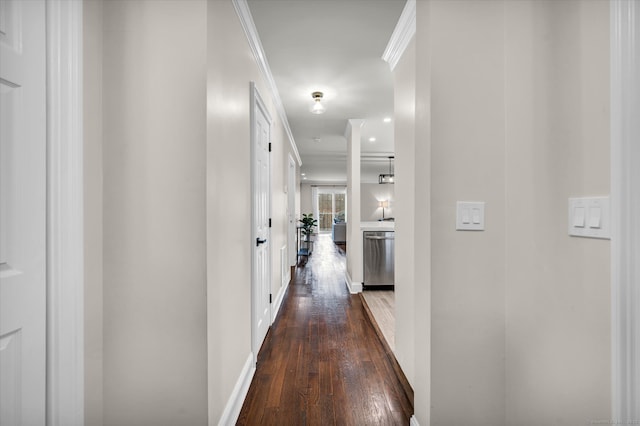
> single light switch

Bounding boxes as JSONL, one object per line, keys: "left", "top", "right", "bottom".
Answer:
{"left": 456, "top": 202, "right": 485, "bottom": 231}
{"left": 573, "top": 207, "right": 586, "bottom": 227}
{"left": 462, "top": 208, "right": 470, "bottom": 224}
{"left": 472, "top": 208, "right": 481, "bottom": 224}
{"left": 589, "top": 207, "right": 601, "bottom": 228}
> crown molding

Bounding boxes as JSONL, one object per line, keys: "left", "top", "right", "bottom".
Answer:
{"left": 382, "top": 0, "right": 416, "bottom": 71}
{"left": 232, "top": 0, "right": 302, "bottom": 166}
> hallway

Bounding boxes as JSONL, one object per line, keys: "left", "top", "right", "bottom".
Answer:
{"left": 237, "top": 235, "right": 413, "bottom": 425}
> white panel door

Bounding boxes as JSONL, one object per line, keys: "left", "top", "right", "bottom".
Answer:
{"left": 0, "top": 0, "right": 47, "bottom": 425}
{"left": 252, "top": 86, "right": 271, "bottom": 360}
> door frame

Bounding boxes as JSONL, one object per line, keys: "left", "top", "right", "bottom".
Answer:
{"left": 287, "top": 154, "right": 297, "bottom": 267}
{"left": 250, "top": 82, "right": 272, "bottom": 363}
{"left": 610, "top": 0, "right": 640, "bottom": 421}
{"left": 46, "top": 0, "right": 84, "bottom": 424}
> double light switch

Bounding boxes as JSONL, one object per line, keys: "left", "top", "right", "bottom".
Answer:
{"left": 456, "top": 202, "right": 485, "bottom": 231}
{"left": 568, "top": 197, "right": 609, "bottom": 239}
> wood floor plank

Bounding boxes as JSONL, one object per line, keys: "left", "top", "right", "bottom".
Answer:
{"left": 237, "top": 234, "right": 413, "bottom": 425}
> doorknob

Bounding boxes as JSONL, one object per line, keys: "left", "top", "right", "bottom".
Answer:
{"left": 256, "top": 238, "right": 267, "bottom": 246}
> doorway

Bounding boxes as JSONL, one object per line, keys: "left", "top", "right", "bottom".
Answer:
{"left": 313, "top": 186, "right": 346, "bottom": 233}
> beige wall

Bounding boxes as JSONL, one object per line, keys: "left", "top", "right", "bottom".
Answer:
{"left": 361, "top": 183, "right": 394, "bottom": 221}
{"left": 207, "top": 0, "right": 299, "bottom": 421}
{"left": 300, "top": 183, "right": 313, "bottom": 217}
{"left": 393, "top": 36, "right": 416, "bottom": 388}
{"left": 504, "top": 1, "right": 610, "bottom": 424}
{"left": 429, "top": 1, "right": 507, "bottom": 424}
{"left": 84, "top": 1, "right": 299, "bottom": 423}
{"left": 84, "top": 0, "right": 300, "bottom": 425}
{"left": 83, "top": 1, "right": 104, "bottom": 424}
{"left": 100, "top": 1, "right": 209, "bottom": 425}
{"left": 408, "top": 1, "right": 611, "bottom": 424}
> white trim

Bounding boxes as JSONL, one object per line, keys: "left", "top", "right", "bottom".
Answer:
{"left": 345, "top": 271, "right": 362, "bottom": 294}
{"left": 271, "top": 275, "right": 288, "bottom": 323}
{"left": 611, "top": 0, "right": 640, "bottom": 422}
{"left": 232, "top": 0, "right": 302, "bottom": 167}
{"left": 382, "top": 0, "right": 416, "bottom": 71}
{"left": 410, "top": 415, "right": 420, "bottom": 426}
{"left": 273, "top": 244, "right": 289, "bottom": 323}
{"left": 46, "top": 0, "right": 84, "bottom": 425}
{"left": 217, "top": 352, "right": 256, "bottom": 426}
{"left": 288, "top": 153, "right": 297, "bottom": 267}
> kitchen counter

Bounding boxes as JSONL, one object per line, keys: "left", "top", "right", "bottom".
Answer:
{"left": 360, "top": 221, "right": 395, "bottom": 232}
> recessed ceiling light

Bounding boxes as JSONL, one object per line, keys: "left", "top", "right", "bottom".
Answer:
{"left": 301, "top": 173, "right": 306, "bottom": 176}
{"left": 313, "top": 137, "right": 321, "bottom": 143}
{"left": 383, "top": 117, "right": 392, "bottom": 123}
{"left": 303, "top": 176, "right": 307, "bottom": 180}
{"left": 369, "top": 137, "right": 376, "bottom": 142}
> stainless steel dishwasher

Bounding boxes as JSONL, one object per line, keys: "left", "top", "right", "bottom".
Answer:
{"left": 363, "top": 231, "right": 395, "bottom": 288}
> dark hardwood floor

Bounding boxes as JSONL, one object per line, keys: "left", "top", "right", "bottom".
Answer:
{"left": 237, "top": 234, "right": 413, "bottom": 425}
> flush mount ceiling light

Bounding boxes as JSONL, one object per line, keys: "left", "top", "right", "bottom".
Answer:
{"left": 379, "top": 156, "right": 395, "bottom": 184}
{"left": 310, "top": 91, "right": 326, "bottom": 114}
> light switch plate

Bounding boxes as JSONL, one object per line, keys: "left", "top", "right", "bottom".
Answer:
{"left": 568, "top": 196, "right": 610, "bottom": 239}
{"left": 456, "top": 202, "right": 485, "bottom": 231}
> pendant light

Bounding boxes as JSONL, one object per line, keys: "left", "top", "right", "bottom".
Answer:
{"left": 379, "top": 156, "right": 395, "bottom": 184}
{"left": 310, "top": 91, "right": 326, "bottom": 114}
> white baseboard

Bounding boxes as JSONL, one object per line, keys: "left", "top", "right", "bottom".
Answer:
{"left": 345, "top": 271, "right": 362, "bottom": 294}
{"left": 272, "top": 245, "right": 290, "bottom": 322}
{"left": 272, "top": 275, "right": 289, "bottom": 323}
{"left": 217, "top": 352, "right": 255, "bottom": 426}
{"left": 410, "top": 415, "right": 420, "bottom": 426}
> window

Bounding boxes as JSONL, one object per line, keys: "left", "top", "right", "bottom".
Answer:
{"left": 312, "top": 187, "right": 347, "bottom": 232}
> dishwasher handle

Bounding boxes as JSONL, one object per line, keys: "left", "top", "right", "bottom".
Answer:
{"left": 364, "top": 235, "right": 395, "bottom": 240}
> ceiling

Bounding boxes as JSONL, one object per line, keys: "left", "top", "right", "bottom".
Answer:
{"left": 247, "top": 0, "right": 406, "bottom": 184}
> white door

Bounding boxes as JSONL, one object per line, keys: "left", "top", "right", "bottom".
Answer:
{"left": 287, "top": 155, "right": 296, "bottom": 267}
{"left": 251, "top": 84, "right": 271, "bottom": 361}
{"left": 0, "top": 0, "right": 47, "bottom": 425}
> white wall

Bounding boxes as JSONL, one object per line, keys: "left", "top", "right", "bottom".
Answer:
{"left": 408, "top": 1, "right": 611, "bottom": 424}
{"left": 100, "top": 1, "right": 209, "bottom": 425}
{"left": 361, "top": 183, "right": 394, "bottom": 221}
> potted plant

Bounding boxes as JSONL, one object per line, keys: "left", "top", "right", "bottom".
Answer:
{"left": 299, "top": 213, "right": 318, "bottom": 243}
